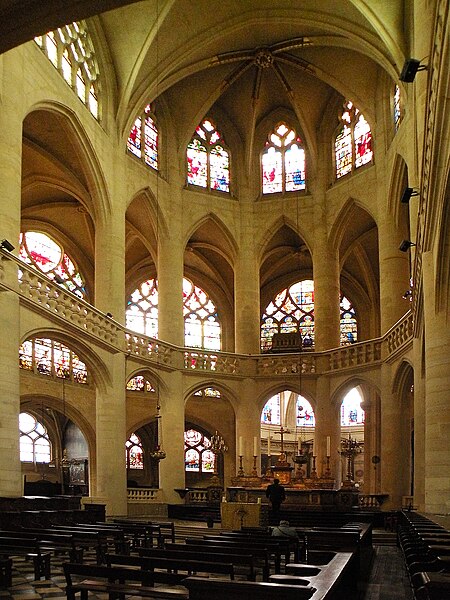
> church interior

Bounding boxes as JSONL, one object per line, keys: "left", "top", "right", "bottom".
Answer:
{"left": 0, "top": 0, "right": 449, "bottom": 535}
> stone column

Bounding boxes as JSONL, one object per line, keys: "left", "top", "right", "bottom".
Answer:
{"left": 378, "top": 212, "right": 411, "bottom": 333}
{"left": 0, "top": 52, "right": 24, "bottom": 496}
{"left": 314, "top": 377, "right": 340, "bottom": 480}
{"left": 157, "top": 235, "right": 184, "bottom": 347}
{"left": 235, "top": 379, "right": 262, "bottom": 475}
{"left": 313, "top": 236, "right": 340, "bottom": 351}
{"left": 422, "top": 251, "right": 450, "bottom": 514}
{"left": 413, "top": 337, "right": 425, "bottom": 511}
{"left": 94, "top": 352, "right": 127, "bottom": 516}
{"left": 95, "top": 208, "right": 126, "bottom": 321}
{"left": 235, "top": 204, "right": 260, "bottom": 354}
{"left": 158, "top": 370, "right": 186, "bottom": 503}
{"left": 360, "top": 389, "right": 381, "bottom": 494}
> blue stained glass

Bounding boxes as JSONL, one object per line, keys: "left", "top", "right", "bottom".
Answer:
{"left": 210, "top": 145, "right": 229, "bottom": 192}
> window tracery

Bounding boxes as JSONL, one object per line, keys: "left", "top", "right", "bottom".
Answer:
{"left": 187, "top": 119, "right": 230, "bottom": 192}
{"left": 19, "top": 412, "right": 51, "bottom": 463}
{"left": 335, "top": 101, "right": 372, "bottom": 179}
{"left": 393, "top": 85, "right": 402, "bottom": 131}
{"left": 341, "top": 387, "right": 365, "bottom": 426}
{"left": 296, "top": 396, "right": 315, "bottom": 427}
{"left": 19, "top": 231, "right": 87, "bottom": 300}
{"left": 19, "top": 338, "right": 88, "bottom": 384}
{"left": 262, "top": 123, "right": 306, "bottom": 194}
{"left": 34, "top": 21, "right": 100, "bottom": 119}
{"left": 126, "top": 433, "right": 144, "bottom": 469}
{"left": 184, "top": 429, "right": 215, "bottom": 473}
{"left": 127, "top": 104, "right": 158, "bottom": 170}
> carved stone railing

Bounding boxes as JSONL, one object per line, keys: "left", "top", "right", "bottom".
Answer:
{"left": 358, "top": 493, "right": 389, "bottom": 509}
{"left": 127, "top": 487, "right": 160, "bottom": 503}
{"left": 186, "top": 489, "right": 209, "bottom": 503}
{"left": 184, "top": 350, "right": 243, "bottom": 374}
{"left": 384, "top": 312, "right": 414, "bottom": 357}
{"left": 257, "top": 353, "right": 316, "bottom": 376}
{"left": 327, "top": 339, "right": 382, "bottom": 372}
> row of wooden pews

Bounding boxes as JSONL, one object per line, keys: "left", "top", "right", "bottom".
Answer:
{"left": 398, "top": 511, "right": 450, "bottom": 599}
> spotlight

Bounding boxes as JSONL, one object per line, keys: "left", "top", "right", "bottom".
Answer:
{"left": 399, "top": 240, "right": 416, "bottom": 252}
{"left": 402, "top": 290, "right": 412, "bottom": 299}
{"left": 53, "top": 274, "right": 65, "bottom": 284}
{"left": 400, "top": 58, "right": 427, "bottom": 83}
{"left": 0, "top": 239, "right": 15, "bottom": 252}
{"left": 401, "top": 187, "right": 419, "bottom": 203}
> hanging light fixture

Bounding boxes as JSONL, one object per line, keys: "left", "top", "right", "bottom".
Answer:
{"left": 150, "top": 391, "right": 166, "bottom": 461}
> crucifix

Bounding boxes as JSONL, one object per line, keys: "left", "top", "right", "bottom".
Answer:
{"left": 274, "top": 426, "right": 290, "bottom": 463}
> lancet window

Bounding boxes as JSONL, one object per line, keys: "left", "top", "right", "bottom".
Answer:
{"left": 296, "top": 396, "right": 315, "bottom": 427}
{"left": 187, "top": 119, "right": 230, "bottom": 192}
{"left": 127, "top": 104, "right": 158, "bottom": 169}
{"left": 126, "top": 433, "right": 144, "bottom": 469}
{"left": 341, "top": 387, "right": 365, "bottom": 426}
{"left": 19, "top": 338, "right": 88, "bottom": 384}
{"left": 19, "top": 231, "right": 87, "bottom": 300}
{"left": 340, "top": 294, "right": 358, "bottom": 344}
{"left": 126, "top": 277, "right": 221, "bottom": 350}
{"left": 126, "top": 375, "right": 155, "bottom": 392}
{"left": 261, "top": 394, "right": 281, "bottom": 425}
{"left": 394, "top": 85, "right": 402, "bottom": 131}
{"left": 184, "top": 429, "right": 215, "bottom": 473}
{"left": 19, "top": 412, "right": 51, "bottom": 463}
{"left": 335, "top": 101, "right": 372, "bottom": 179}
{"left": 262, "top": 123, "right": 306, "bottom": 194}
{"left": 34, "top": 21, "right": 100, "bottom": 119}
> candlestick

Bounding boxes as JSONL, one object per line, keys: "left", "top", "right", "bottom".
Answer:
{"left": 267, "top": 435, "right": 271, "bottom": 456}
{"left": 326, "top": 436, "right": 330, "bottom": 457}
{"left": 251, "top": 455, "right": 257, "bottom": 476}
{"left": 238, "top": 454, "right": 244, "bottom": 477}
{"left": 253, "top": 436, "right": 258, "bottom": 456}
{"left": 239, "top": 436, "right": 243, "bottom": 456}
{"left": 298, "top": 438, "right": 301, "bottom": 452}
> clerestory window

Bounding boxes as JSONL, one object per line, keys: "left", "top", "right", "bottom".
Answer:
{"left": 187, "top": 119, "right": 230, "bottom": 192}
{"left": 262, "top": 123, "right": 306, "bottom": 194}
{"left": 335, "top": 101, "right": 372, "bottom": 179}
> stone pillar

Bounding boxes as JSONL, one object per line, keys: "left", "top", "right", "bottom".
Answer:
{"left": 95, "top": 208, "right": 126, "bottom": 320}
{"left": 235, "top": 379, "right": 262, "bottom": 475}
{"left": 0, "top": 53, "right": 24, "bottom": 496}
{"left": 422, "top": 251, "right": 450, "bottom": 514}
{"left": 158, "top": 371, "right": 185, "bottom": 503}
{"left": 235, "top": 204, "right": 260, "bottom": 354}
{"left": 94, "top": 352, "right": 127, "bottom": 516}
{"left": 314, "top": 377, "right": 340, "bottom": 480}
{"left": 157, "top": 236, "right": 184, "bottom": 347}
{"left": 378, "top": 212, "right": 411, "bottom": 333}
{"left": 360, "top": 389, "right": 381, "bottom": 494}
{"left": 413, "top": 336, "right": 425, "bottom": 511}
{"left": 379, "top": 362, "right": 408, "bottom": 509}
{"left": 313, "top": 236, "right": 340, "bottom": 351}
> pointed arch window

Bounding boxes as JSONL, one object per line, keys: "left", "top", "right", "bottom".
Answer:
{"left": 393, "top": 85, "right": 402, "bottom": 132}
{"left": 341, "top": 388, "right": 365, "bottom": 426}
{"left": 261, "top": 280, "right": 358, "bottom": 351}
{"left": 19, "top": 412, "right": 51, "bottom": 463}
{"left": 184, "top": 429, "right": 215, "bottom": 473}
{"left": 34, "top": 21, "right": 100, "bottom": 119}
{"left": 126, "top": 277, "right": 221, "bottom": 350}
{"left": 261, "top": 394, "right": 281, "bottom": 425}
{"left": 126, "top": 375, "right": 155, "bottom": 392}
{"left": 19, "top": 231, "right": 87, "bottom": 300}
{"left": 296, "top": 396, "right": 315, "bottom": 427}
{"left": 335, "top": 101, "right": 373, "bottom": 179}
{"left": 126, "top": 433, "right": 144, "bottom": 469}
{"left": 127, "top": 104, "right": 158, "bottom": 170}
{"left": 262, "top": 123, "right": 306, "bottom": 194}
{"left": 19, "top": 338, "right": 88, "bottom": 384}
{"left": 187, "top": 119, "right": 230, "bottom": 192}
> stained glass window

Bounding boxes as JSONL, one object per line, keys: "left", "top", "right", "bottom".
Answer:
{"left": 34, "top": 21, "right": 100, "bottom": 119}
{"left": 19, "top": 231, "right": 87, "bottom": 299}
{"left": 340, "top": 294, "right": 358, "bottom": 345}
{"left": 194, "top": 387, "right": 221, "bottom": 398}
{"left": 126, "top": 433, "right": 144, "bottom": 469}
{"left": 335, "top": 101, "right": 373, "bottom": 179}
{"left": 261, "top": 280, "right": 315, "bottom": 351}
{"left": 187, "top": 119, "right": 230, "bottom": 192}
{"left": 262, "top": 123, "right": 306, "bottom": 194}
{"left": 19, "top": 338, "right": 88, "bottom": 384}
{"left": 184, "top": 429, "right": 215, "bottom": 472}
{"left": 126, "top": 277, "right": 221, "bottom": 350}
{"left": 261, "top": 281, "right": 358, "bottom": 351}
{"left": 126, "top": 375, "right": 155, "bottom": 392}
{"left": 19, "top": 413, "right": 51, "bottom": 463}
{"left": 341, "top": 387, "right": 365, "bottom": 426}
{"left": 394, "top": 85, "right": 402, "bottom": 131}
{"left": 296, "top": 396, "right": 315, "bottom": 427}
{"left": 127, "top": 104, "right": 158, "bottom": 170}
{"left": 261, "top": 394, "right": 281, "bottom": 425}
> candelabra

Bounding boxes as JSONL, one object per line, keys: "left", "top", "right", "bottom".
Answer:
{"left": 150, "top": 402, "right": 166, "bottom": 461}
{"left": 237, "top": 455, "right": 245, "bottom": 477}
{"left": 210, "top": 431, "right": 228, "bottom": 455}
{"left": 340, "top": 434, "right": 363, "bottom": 487}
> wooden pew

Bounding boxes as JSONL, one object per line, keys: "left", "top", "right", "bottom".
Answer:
{"left": 219, "top": 530, "right": 298, "bottom": 562}
{"left": 163, "top": 542, "right": 262, "bottom": 580}
{"left": 184, "top": 577, "right": 316, "bottom": 600}
{"left": 106, "top": 552, "right": 235, "bottom": 581}
{"left": 0, "top": 537, "right": 51, "bottom": 582}
{"left": 63, "top": 563, "right": 189, "bottom": 599}
{"left": 113, "top": 519, "right": 176, "bottom": 545}
{"left": 0, "top": 529, "right": 83, "bottom": 563}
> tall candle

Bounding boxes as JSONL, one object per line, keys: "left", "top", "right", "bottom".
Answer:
{"left": 253, "top": 436, "right": 258, "bottom": 456}
{"left": 239, "top": 436, "right": 243, "bottom": 456}
{"left": 312, "top": 439, "right": 315, "bottom": 456}
{"left": 298, "top": 438, "right": 301, "bottom": 452}
{"left": 267, "top": 435, "right": 271, "bottom": 456}
{"left": 326, "top": 436, "right": 331, "bottom": 457}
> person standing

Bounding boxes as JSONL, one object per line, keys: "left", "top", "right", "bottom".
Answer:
{"left": 266, "top": 478, "right": 286, "bottom": 516}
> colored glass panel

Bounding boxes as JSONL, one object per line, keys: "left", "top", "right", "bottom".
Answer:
{"left": 285, "top": 144, "right": 306, "bottom": 191}
{"left": 210, "top": 145, "right": 230, "bottom": 192}
{"left": 262, "top": 147, "right": 283, "bottom": 193}
{"left": 335, "top": 101, "right": 373, "bottom": 178}
{"left": 19, "top": 412, "right": 51, "bottom": 463}
{"left": 296, "top": 396, "right": 315, "bottom": 427}
{"left": 335, "top": 125, "right": 352, "bottom": 178}
{"left": 127, "top": 376, "right": 154, "bottom": 392}
{"left": 184, "top": 429, "right": 215, "bottom": 472}
{"left": 394, "top": 85, "right": 401, "bottom": 131}
{"left": 126, "top": 433, "right": 144, "bottom": 469}
{"left": 261, "top": 394, "right": 281, "bottom": 424}
{"left": 262, "top": 123, "right": 306, "bottom": 194}
{"left": 187, "top": 119, "right": 230, "bottom": 192}
{"left": 187, "top": 138, "right": 208, "bottom": 187}
{"left": 340, "top": 294, "right": 357, "bottom": 345}
{"left": 144, "top": 112, "right": 158, "bottom": 169}
{"left": 341, "top": 388, "right": 365, "bottom": 426}
{"left": 354, "top": 115, "right": 372, "bottom": 168}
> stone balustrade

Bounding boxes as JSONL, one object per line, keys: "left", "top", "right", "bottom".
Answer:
{"left": 1, "top": 249, "right": 414, "bottom": 378}
{"left": 127, "top": 487, "right": 160, "bottom": 503}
